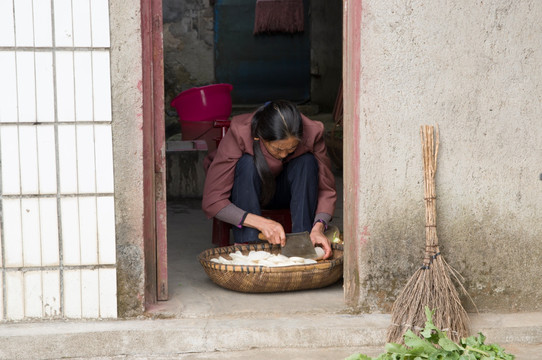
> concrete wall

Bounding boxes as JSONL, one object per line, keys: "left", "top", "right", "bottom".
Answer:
{"left": 345, "top": 0, "right": 542, "bottom": 313}
{"left": 110, "top": 0, "right": 146, "bottom": 317}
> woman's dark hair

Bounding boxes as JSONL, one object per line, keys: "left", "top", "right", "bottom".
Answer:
{"left": 251, "top": 100, "right": 303, "bottom": 206}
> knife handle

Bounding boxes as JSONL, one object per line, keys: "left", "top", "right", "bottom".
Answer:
{"left": 257, "top": 233, "right": 268, "bottom": 241}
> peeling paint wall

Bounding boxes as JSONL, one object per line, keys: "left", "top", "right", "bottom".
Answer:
{"left": 345, "top": 0, "right": 542, "bottom": 313}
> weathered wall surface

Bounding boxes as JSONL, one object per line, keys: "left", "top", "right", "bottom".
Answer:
{"left": 163, "top": 0, "right": 215, "bottom": 137}
{"left": 346, "top": 0, "right": 542, "bottom": 313}
{"left": 110, "top": 0, "right": 146, "bottom": 317}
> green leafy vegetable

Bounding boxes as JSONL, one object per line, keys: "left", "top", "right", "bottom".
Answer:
{"left": 345, "top": 307, "right": 515, "bottom": 360}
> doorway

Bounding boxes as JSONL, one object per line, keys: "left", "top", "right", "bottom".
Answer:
{"left": 152, "top": 0, "right": 344, "bottom": 315}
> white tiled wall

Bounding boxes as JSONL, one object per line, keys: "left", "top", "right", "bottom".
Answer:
{"left": 0, "top": 0, "right": 116, "bottom": 320}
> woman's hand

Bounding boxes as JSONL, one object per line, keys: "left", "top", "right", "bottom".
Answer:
{"left": 243, "top": 213, "right": 286, "bottom": 246}
{"left": 310, "top": 222, "right": 332, "bottom": 259}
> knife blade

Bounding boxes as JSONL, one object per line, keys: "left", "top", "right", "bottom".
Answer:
{"left": 258, "top": 231, "right": 319, "bottom": 259}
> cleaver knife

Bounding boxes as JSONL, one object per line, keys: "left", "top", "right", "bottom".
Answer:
{"left": 258, "top": 231, "right": 319, "bottom": 259}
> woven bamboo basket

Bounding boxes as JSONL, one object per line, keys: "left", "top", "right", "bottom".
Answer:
{"left": 198, "top": 242, "right": 344, "bottom": 293}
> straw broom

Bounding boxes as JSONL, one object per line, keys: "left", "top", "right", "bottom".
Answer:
{"left": 386, "top": 125, "right": 470, "bottom": 344}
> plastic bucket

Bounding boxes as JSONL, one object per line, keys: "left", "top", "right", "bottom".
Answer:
{"left": 170, "top": 84, "right": 233, "bottom": 152}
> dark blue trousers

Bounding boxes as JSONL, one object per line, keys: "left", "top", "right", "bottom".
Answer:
{"left": 231, "top": 153, "right": 319, "bottom": 243}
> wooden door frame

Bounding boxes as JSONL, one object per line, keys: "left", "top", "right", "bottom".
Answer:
{"left": 139, "top": 0, "right": 358, "bottom": 306}
{"left": 142, "top": 0, "right": 168, "bottom": 304}
{"left": 342, "top": 0, "right": 362, "bottom": 307}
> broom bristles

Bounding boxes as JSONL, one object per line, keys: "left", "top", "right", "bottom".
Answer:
{"left": 387, "top": 256, "right": 470, "bottom": 343}
{"left": 387, "top": 125, "right": 471, "bottom": 344}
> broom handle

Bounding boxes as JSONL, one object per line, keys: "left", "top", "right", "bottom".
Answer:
{"left": 421, "top": 125, "right": 440, "bottom": 267}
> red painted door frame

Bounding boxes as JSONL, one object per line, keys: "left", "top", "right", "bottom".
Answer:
{"left": 139, "top": 0, "right": 357, "bottom": 306}
{"left": 142, "top": 0, "right": 168, "bottom": 304}
{"left": 343, "top": 0, "right": 362, "bottom": 307}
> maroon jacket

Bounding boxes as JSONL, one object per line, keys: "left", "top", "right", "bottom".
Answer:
{"left": 202, "top": 111, "right": 337, "bottom": 222}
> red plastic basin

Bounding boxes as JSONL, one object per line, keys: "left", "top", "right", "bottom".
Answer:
{"left": 170, "top": 83, "right": 233, "bottom": 152}
{"left": 170, "top": 83, "right": 233, "bottom": 122}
